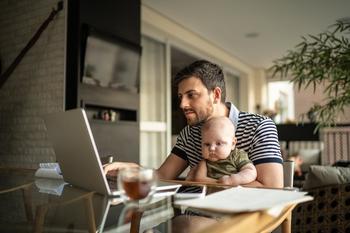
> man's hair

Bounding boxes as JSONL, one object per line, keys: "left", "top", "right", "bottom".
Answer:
{"left": 174, "top": 60, "right": 226, "bottom": 102}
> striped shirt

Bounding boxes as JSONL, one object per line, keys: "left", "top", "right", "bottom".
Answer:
{"left": 171, "top": 103, "right": 282, "bottom": 168}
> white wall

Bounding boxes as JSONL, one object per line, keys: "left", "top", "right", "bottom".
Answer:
{"left": 294, "top": 83, "right": 350, "bottom": 123}
{"left": 141, "top": 4, "right": 257, "bottom": 112}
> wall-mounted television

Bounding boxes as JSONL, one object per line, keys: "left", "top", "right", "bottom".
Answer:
{"left": 81, "top": 26, "right": 141, "bottom": 93}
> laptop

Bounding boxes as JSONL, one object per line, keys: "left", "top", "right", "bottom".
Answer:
{"left": 44, "top": 108, "right": 180, "bottom": 196}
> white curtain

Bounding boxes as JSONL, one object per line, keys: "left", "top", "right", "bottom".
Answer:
{"left": 140, "top": 36, "right": 168, "bottom": 168}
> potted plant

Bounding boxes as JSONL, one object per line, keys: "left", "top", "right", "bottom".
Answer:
{"left": 269, "top": 20, "right": 350, "bottom": 129}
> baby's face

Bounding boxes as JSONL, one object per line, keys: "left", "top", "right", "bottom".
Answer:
{"left": 202, "top": 128, "right": 236, "bottom": 162}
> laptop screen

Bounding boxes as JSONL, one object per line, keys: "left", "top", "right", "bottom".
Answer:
{"left": 44, "top": 108, "right": 112, "bottom": 195}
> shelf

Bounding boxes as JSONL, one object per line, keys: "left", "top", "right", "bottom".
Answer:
{"left": 84, "top": 104, "right": 137, "bottom": 123}
{"left": 90, "top": 118, "right": 138, "bottom": 126}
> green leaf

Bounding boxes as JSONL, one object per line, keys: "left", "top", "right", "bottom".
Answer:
{"left": 270, "top": 20, "right": 350, "bottom": 128}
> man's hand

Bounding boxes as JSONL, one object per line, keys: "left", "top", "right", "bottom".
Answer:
{"left": 185, "top": 161, "right": 208, "bottom": 181}
{"left": 185, "top": 165, "right": 198, "bottom": 181}
{"left": 103, "top": 162, "right": 139, "bottom": 177}
{"left": 193, "top": 160, "right": 209, "bottom": 180}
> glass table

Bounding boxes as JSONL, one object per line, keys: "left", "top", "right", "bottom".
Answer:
{"left": 0, "top": 168, "right": 296, "bottom": 233}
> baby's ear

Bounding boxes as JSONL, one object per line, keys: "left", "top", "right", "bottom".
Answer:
{"left": 232, "top": 137, "right": 237, "bottom": 148}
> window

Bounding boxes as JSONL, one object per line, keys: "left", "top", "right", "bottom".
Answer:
{"left": 267, "top": 81, "right": 295, "bottom": 123}
{"left": 139, "top": 36, "right": 168, "bottom": 168}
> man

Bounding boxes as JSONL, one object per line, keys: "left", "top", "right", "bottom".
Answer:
{"left": 105, "top": 60, "right": 283, "bottom": 188}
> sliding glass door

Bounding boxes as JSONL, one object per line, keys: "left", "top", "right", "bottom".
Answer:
{"left": 139, "top": 36, "right": 169, "bottom": 168}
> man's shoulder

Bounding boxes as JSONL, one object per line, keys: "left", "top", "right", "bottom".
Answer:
{"left": 179, "top": 124, "right": 199, "bottom": 131}
{"left": 180, "top": 122, "right": 202, "bottom": 132}
{"left": 178, "top": 123, "right": 202, "bottom": 139}
{"left": 237, "top": 112, "right": 271, "bottom": 128}
{"left": 238, "top": 111, "right": 268, "bottom": 122}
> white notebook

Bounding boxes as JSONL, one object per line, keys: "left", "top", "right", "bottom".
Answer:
{"left": 175, "top": 186, "right": 313, "bottom": 214}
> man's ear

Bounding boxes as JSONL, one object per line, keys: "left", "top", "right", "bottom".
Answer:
{"left": 212, "top": 87, "right": 222, "bottom": 103}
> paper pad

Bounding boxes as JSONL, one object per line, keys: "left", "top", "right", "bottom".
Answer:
{"left": 175, "top": 186, "right": 313, "bottom": 213}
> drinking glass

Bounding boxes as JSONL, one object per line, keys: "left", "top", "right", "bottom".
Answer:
{"left": 118, "top": 167, "right": 156, "bottom": 204}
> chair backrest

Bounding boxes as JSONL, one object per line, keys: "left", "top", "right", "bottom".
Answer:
{"left": 283, "top": 160, "right": 294, "bottom": 188}
{"left": 322, "top": 126, "right": 350, "bottom": 165}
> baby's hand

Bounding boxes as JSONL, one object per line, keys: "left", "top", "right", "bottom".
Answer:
{"left": 218, "top": 175, "right": 231, "bottom": 185}
{"left": 218, "top": 174, "right": 241, "bottom": 186}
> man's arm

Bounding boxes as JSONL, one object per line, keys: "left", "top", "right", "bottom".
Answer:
{"left": 245, "top": 163, "right": 283, "bottom": 188}
{"left": 103, "top": 153, "right": 187, "bottom": 180}
{"left": 246, "top": 118, "right": 284, "bottom": 188}
{"left": 156, "top": 153, "right": 188, "bottom": 180}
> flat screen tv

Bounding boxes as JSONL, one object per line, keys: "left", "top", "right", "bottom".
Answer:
{"left": 81, "top": 26, "right": 141, "bottom": 93}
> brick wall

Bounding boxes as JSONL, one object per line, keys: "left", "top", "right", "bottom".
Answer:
{"left": 0, "top": 0, "right": 66, "bottom": 169}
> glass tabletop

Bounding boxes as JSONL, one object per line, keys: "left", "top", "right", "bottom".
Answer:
{"left": 0, "top": 169, "right": 228, "bottom": 233}
{"left": 103, "top": 186, "right": 228, "bottom": 233}
{"left": 0, "top": 168, "right": 298, "bottom": 233}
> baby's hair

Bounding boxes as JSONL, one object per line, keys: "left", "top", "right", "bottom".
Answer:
{"left": 201, "top": 116, "right": 235, "bottom": 136}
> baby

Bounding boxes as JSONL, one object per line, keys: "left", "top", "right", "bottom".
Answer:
{"left": 194, "top": 116, "right": 257, "bottom": 186}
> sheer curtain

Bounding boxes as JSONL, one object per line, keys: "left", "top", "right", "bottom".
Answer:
{"left": 139, "top": 36, "right": 168, "bottom": 168}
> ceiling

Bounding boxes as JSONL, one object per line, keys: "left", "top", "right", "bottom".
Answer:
{"left": 143, "top": 0, "right": 350, "bottom": 69}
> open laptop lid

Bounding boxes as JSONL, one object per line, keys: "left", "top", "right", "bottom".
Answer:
{"left": 44, "top": 108, "right": 112, "bottom": 195}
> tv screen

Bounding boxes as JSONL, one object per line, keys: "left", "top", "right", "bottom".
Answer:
{"left": 82, "top": 28, "right": 141, "bottom": 93}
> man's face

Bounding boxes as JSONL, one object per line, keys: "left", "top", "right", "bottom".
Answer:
{"left": 177, "top": 77, "right": 214, "bottom": 126}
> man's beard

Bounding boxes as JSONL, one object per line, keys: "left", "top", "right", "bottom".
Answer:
{"left": 186, "top": 101, "right": 214, "bottom": 126}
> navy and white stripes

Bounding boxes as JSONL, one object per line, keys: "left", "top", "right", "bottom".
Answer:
{"left": 236, "top": 112, "right": 282, "bottom": 165}
{"left": 172, "top": 111, "right": 282, "bottom": 168}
